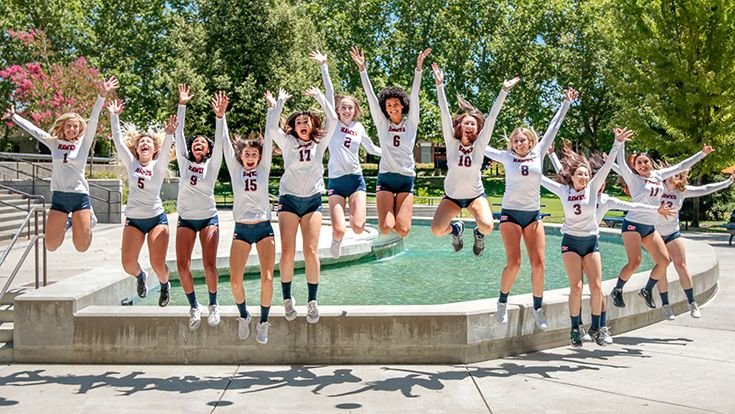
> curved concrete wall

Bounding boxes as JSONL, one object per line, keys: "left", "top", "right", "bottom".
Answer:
{"left": 12, "top": 234, "right": 718, "bottom": 364}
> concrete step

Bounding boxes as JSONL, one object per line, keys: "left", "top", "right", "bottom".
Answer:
{"left": 0, "top": 217, "right": 45, "bottom": 234}
{"left": 0, "top": 288, "right": 28, "bottom": 305}
{"left": 0, "top": 304, "right": 12, "bottom": 323}
{"left": 0, "top": 342, "right": 13, "bottom": 363}
{"left": 0, "top": 323, "right": 13, "bottom": 343}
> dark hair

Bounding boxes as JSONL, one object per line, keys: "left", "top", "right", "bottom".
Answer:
{"left": 628, "top": 152, "right": 660, "bottom": 175}
{"left": 452, "top": 95, "right": 485, "bottom": 142}
{"left": 186, "top": 134, "right": 214, "bottom": 163}
{"left": 285, "top": 111, "right": 324, "bottom": 143}
{"left": 232, "top": 132, "right": 263, "bottom": 168}
{"left": 555, "top": 149, "right": 591, "bottom": 187}
{"left": 377, "top": 87, "right": 409, "bottom": 120}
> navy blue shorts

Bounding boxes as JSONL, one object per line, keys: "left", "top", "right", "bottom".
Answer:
{"left": 376, "top": 172, "right": 414, "bottom": 194}
{"left": 233, "top": 221, "right": 274, "bottom": 245}
{"left": 621, "top": 218, "right": 656, "bottom": 238}
{"left": 444, "top": 193, "right": 486, "bottom": 209}
{"left": 177, "top": 215, "right": 219, "bottom": 232}
{"left": 50, "top": 191, "right": 91, "bottom": 214}
{"left": 499, "top": 209, "right": 542, "bottom": 229}
{"left": 278, "top": 193, "right": 322, "bottom": 218}
{"left": 662, "top": 231, "right": 681, "bottom": 244}
{"left": 561, "top": 234, "right": 600, "bottom": 257}
{"left": 126, "top": 213, "right": 168, "bottom": 235}
{"left": 328, "top": 174, "right": 366, "bottom": 198}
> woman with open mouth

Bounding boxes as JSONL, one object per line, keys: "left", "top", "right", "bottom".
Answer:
{"left": 173, "top": 84, "right": 224, "bottom": 331}
{"left": 310, "top": 50, "right": 382, "bottom": 258}
{"left": 268, "top": 85, "right": 338, "bottom": 325}
{"left": 107, "top": 97, "right": 175, "bottom": 307}
{"left": 351, "top": 46, "right": 431, "bottom": 239}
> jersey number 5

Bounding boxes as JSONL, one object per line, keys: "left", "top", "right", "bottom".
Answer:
{"left": 137, "top": 177, "right": 145, "bottom": 189}
{"left": 343, "top": 137, "right": 352, "bottom": 148}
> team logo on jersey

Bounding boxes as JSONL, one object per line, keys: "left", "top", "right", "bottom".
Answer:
{"left": 327, "top": 189, "right": 334, "bottom": 196}
{"left": 561, "top": 246, "right": 569, "bottom": 252}
{"left": 57, "top": 143, "right": 77, "bottom": 151}
{"left": 500, "top": 215, "right": 508, "bottom": 221}
{"left": 376, "top": 185, "right": 381, "bottom": 191}
{"left": 459, "top": 146, "right": 474, "bottom": 154}
{"left": 627, "top": 224, "right": 637, "bottom": 231}
{"left": 340, "top": 126, "right": 357, "bottom": 136}
{"left": 661, "top": 193, "right": 677, "bottom": 200}
{"left": 188, "top": 165, "right": 204, "bottom": 174}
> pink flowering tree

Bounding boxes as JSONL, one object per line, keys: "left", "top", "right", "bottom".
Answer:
{"left": 1, "top": 29, "right": 113, "bottom": 157}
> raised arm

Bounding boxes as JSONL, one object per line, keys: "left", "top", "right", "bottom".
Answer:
{"left": 549, "top": 151, "right": 563, "bottom": 173}
{"left": 476, "top": 77, "right": 517, "bottom": 151}
{"left": 407, "top": 48, "right": 430, "bottom": 127}
{"left": 590, "top": 129, "right": 630, "bottom": 192}
{"left": 352, "top": 47, "right": 387, "bottom": 132}
{"left": 266, "top": 89, "right": 289, "bottom": 150}
{"left": 107, "top": 100, "right": 133, "bottom": 168}
{"left": 536, "top": 88, "right": 576, "bottom": 155}
{"left": 158, "top": 115, "right": 176, "bottom": 176}
{"left": 540, "top": 176, "right": 564, "bottom": 198}
{"left": 81, "top": 76, "right": 118, "bottom": 154}
{"left": 309, "top": 87, "right": 338, "bottom": 152}
{"left": 484, "top": 145, "right": 506, "bottom": 162}
{"left": 432, "top": 63, "right": 454, "bottom": 146}
{"left": 682, "top": 174, "right": 734, "bottom": 198}
{"left": 615, "top": 140, "right": 636, "bottom": 184}
{"left": 360, "top": 129, "right": 382, "bottom": 156}
{"left": 659, "top": 144, "right": 713, "bottom": 179}
{"left": 4, "top": 105, "right": 53, "bottom": 147}
{"left": 310, "top": 51, "right": 335, "bottom": 106}
{"left": 174, "top": 84, "right": 193, "bottom": 166}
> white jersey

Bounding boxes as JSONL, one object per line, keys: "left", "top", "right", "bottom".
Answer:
{"left": 616, "top": 144, "right": 706, "bottom": 225}
{"left": 269, "top": 91, "right": 337, "bottom": 197}
{"left": 359, "top": 68, "right": 422, "bottom": 177}
{"left": 317, "top": 64, "right": 382, "bottom": 178}
{"left": 175, "top": 104, "right": 223, "bottom": 220}
{"left": 220, "top": 114, "right": 273, "bottom": 223}
{"left": 541, "top": 140, "right": 621, "bottom": 236}
{"left": 12, "top": 96, "right": 105, "bottom": 193}
{"left": 548, "top": 152, "right": 660, "bottom": 223}
{"left": 485, "top": 99, "right": 571, "bottom": 210}
{"left": 656, "top": 177, "right": 733, "bottom": 236}
{"left": 438, "top": 83, "right": 507, "bottom": 199}
{"left": 110, "top": 113, "right": 172, "bottom": 219}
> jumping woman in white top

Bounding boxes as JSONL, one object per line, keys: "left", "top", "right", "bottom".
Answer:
{"left": 107, "top": 98, "right": 175, "bottom": 307}
{"left": 310, "top": 50, "right": 382, "bottom": 258}
{"left": 2, "top": 76, "right": 118, "bottom": 252}
{"left": 351, "top": 47, "right": 431, "bottom": 238}
{"left": 430, "top": 62, "right": 518, "bottom": 255}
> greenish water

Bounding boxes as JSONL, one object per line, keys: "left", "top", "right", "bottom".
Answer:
{"left": 136, "top": 223, "right": 651, "bottom": 306}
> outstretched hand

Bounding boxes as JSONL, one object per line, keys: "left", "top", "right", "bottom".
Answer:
{"left": 564, "top": 88, "right": 579, "bottom": 102}
{"left": 546, "top": 141, "right": 555, "bottom": 156}
{"left": 98, "top": 76, "right": 119, "bottom": 97}
{"left": 503, "top": 77, "right": 520, "bottom": 92}
{"left": 431, "top": 63, "right": 444, "bottom": 86}
{"left": 350, "top": 47, "right": 366, "bottom": 71}
{"left": 657, "top": 204, "right": 678, "bottom": 219}
{"left": 703, "top": 144, "right": 715, "bottom": 154}
{"left": 278, "top": 88, "right": 291, "bottom": 102}
{"left": 211, "top": 91, "right": 229, "bottom": 118}
{"left": 178, "top": 84, "right": 193, "bottom": 105}
{"left": 164, "top": 114, "right": 178, "bottom": 135}
{"left": 614, "top": 127, "right": 634, "bottom": 142}
{"left": 1, "top": 104, "right": 15, "bottom": 121}
{"left": 106, "top": 99, "right": 124, "bottom": 114}
{"left": 264, "top": 90, "right": 276, "bottom": 108}
{"left": 305, "top": 86, "right": 321, "bottom": 98}
{"left": 309, "top": 50, "right": 327, "bottom": 65}
{"left": 416, "top": 48, "right": 432, "bottom": 71}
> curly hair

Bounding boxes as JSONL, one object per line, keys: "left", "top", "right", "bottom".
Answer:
{"left": 452, "top": 95, "right": 485, "bottom": 142}
{"left": 186, "top": 134, "right": 214, "bottom": 163}
{"left": 377, "top": 87, "right": 409, "bottom": 120}
{"left": 285, "top": 111, "right": 324, "bottom": 143}
{"left": 334, "top": 95, "right": 363, "bottom": 120}
{"left": 232, "top": 132, "right": 264, "bottom": 168}
{"left": 51, "top": 112, "right": 86, "bottom": 141}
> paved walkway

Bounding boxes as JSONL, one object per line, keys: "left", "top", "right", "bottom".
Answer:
{"left": 1, "top": 230, "right": 733, "bottom": 412}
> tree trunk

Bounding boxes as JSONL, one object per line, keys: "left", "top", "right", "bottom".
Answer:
{"left": 692, "top": 175, "right": 703, "bottom": 228}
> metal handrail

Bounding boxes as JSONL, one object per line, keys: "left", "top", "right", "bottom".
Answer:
{"left": 0, "top": 204, "right": 47, "bottom": 302}
{"left": 0, "top": 152, "right": 121, "bottom": 216}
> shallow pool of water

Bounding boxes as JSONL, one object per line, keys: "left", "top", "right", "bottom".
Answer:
{"left": 137, "top": 223, "right": 652, "bottom": 306}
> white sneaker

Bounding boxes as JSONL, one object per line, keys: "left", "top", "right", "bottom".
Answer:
{"left": 689, "top": 302, "right": 702, "bottom": 318}
{"left": 599, "top": 326, "right": 614, "bottom": 344}
{"left": 330, "top": 239, "right": 342, "bottom": 258}
{"left": 580, "top": 326, "right": 593, "bottom": 342}
{"left": 255, "top": 321, "right": 269, "bottom": 344}
{"left": 189, "top": 307, "right": 202, "bottom": 331}
{"left": 237, "top": 313, "right": 252, "bottom": 339}
{"left": 532, "top": 308, "right": 549, "bottom": 330}
{"left": 495, "top": 301, "right": 508, "bottom": 324}
{"left": 662, "top": 304, "right": 676, "bottom": 320}
{"left": 283, "top": 297, "right": 297, "bottom": 321}
{"left": 306, "top": 300, "right": 320, "bottom": 324}
{"left": 208, "top": 304, "right": 221, "bottom": 326}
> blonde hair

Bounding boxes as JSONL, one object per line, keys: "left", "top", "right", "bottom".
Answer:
{"left": 51, "top": 113, "right": 86, "bottom": 141}
{"left": 120, "top": 123, "right": 172, "bottom": 162}
{"left": 335, "top": 95, "right": 363, "bottom": 120}
{"left": 506, "top": 127, "right": 539, "bottom": 152}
